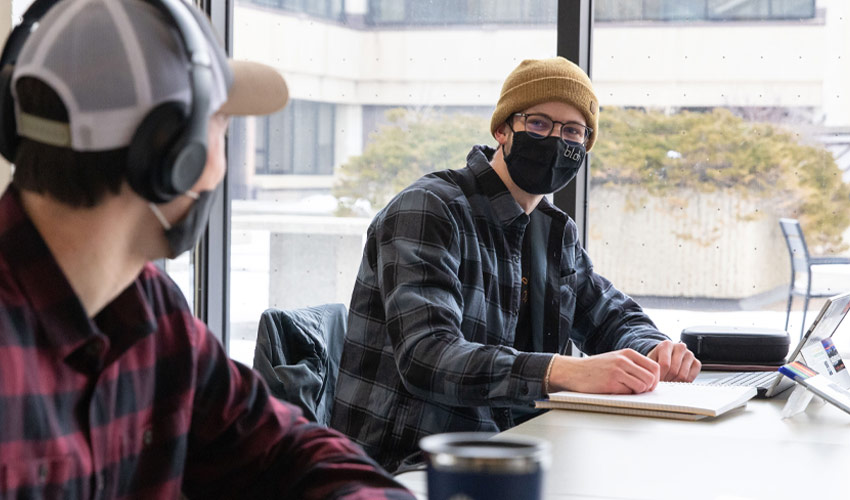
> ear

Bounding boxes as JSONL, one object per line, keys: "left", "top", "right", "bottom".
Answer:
{"left": 493, "top": 122, "right": 510, "bottom": 146}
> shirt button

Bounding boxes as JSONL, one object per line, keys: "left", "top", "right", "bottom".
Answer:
{"left": 513, "top": 255, "right": 520, "bottom": 263}
{"left": 38, "top": 464, "right": 48, "bottom": 481}
{"left": 143, "top": 429, "right": 153, "bottom": 446}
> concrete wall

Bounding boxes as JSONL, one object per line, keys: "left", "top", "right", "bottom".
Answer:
{"left": 230, "top": 187, "right": 792, "bottom": 329}
{"left": 231, "top": 207, "right": 371, "bottom": 309}
{"left": 588, "top": 186, "right": 788, "bottom": 299}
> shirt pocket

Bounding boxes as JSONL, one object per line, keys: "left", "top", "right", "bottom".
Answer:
{"left": 0, "top": 455, "right": 75, "bottom": 500}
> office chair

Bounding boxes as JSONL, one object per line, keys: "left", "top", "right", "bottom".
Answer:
{"left": 252, "top": 303, "right": 347, "bottom": 426}
{"left": 779, "top": 218, "right": 850, "bottom": 339}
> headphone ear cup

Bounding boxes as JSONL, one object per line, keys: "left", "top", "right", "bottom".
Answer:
{"left": 165, "top": 132, "right": 207, "bottom": 195}
{"left": 127, "top": 102, "right": 188, "bottom": 203}
{"left": 0, "top": 65, "right": 19, "bottom": 163}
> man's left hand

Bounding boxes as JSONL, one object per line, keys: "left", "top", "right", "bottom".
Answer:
{"left": 646, "top": 340, "right": 701, "bottom": 382}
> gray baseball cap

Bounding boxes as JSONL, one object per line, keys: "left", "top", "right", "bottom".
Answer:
{"left": 10, "top": 0, "right": 288, "bottom": 151}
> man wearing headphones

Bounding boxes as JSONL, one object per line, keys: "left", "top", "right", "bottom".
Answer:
{"left": 332, "top": 57, "right": 701, "bottom": 472}
{"left": 0, "top": 0, "right": 412, "bottom": 498}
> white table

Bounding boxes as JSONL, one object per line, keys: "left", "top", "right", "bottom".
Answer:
{"left": 396, "top": 394, "right": 850, "bottom": 499}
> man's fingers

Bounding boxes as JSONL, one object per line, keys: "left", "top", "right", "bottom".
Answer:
{"left": 614, "top": 370, "right": 654, "bottom": 394}
{"left": 626, "top": 347, "right": 662, "bottom": 377}
{"left": 620, "top": 352, "right": 660, "bottom": 393}
{"left": 685, "top": 357, "right": 702, "bottom": 382}
{"left": 649, "top": 341, "right": 702, "bottom": 382}
{"left": 665, "top": 343, "right": 688, "bottom": 381}
{"left": 648, "top": 341, "right": 675, "bottom": 380}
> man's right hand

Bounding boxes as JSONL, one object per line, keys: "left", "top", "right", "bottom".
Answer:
{"left": 547, "top": 350, "right": 660, "bottom": 395}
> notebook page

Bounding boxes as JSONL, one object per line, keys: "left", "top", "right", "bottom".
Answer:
{"left": 542, "top": 382, "right": 756, "bottom": 417}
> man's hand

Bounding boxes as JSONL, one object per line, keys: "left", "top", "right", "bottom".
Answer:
{"left": 548, "top": 349, "right": 660, "bottom": 395}
{"left": 646, "top": 340, "right": 701, "bottom": 382}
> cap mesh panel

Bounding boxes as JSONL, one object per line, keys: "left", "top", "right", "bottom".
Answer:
{"left": 44, "top": 2, "right": 136, "bottom": 111}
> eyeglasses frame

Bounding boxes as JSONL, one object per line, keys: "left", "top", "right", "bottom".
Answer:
{"left": 508, "top": 112, "right": 593, "bottom": 145}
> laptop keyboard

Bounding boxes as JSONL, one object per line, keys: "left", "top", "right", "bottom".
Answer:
{"left": 706, "top": 371, "right": 777, "bottom": 387}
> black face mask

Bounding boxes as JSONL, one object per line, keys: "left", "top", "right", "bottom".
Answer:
{"left": 149, "top": 186, "right": 220, "bottom": 258}
{"left": 503, "top": 131, "right": 586, "bottom": 195}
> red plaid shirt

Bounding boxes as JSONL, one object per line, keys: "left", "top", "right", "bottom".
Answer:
{"left": 0, "top": 187, "right": 412, "bottom": 499}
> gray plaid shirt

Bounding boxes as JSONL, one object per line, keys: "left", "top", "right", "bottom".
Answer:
{"left": 331, "top": 145, "right": 669, "bottom": 472}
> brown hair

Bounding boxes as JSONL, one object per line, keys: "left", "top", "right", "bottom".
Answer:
{"left": 12, "top": 77, "right": 128, "bottom": 207}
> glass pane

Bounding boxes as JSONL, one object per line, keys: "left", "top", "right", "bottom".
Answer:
{"left": 229, "top": 0, "right": 557, "bottom": 365}
{"left": 164, "top": 252, "right": 194, "bottom": 312}
{"left": 590, "top": 0, "right": 850, "bottom": 350}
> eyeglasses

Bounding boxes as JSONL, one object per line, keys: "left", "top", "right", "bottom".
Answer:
{"left": 509, "top": 113, "right": 592, "bottom": 145}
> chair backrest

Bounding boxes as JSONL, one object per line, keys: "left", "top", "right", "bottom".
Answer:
{"left": 779, "top": 218, "right": 811, "bottom": 276}
{"left": 252, "top": 303, "right": 347, "bottom": 426}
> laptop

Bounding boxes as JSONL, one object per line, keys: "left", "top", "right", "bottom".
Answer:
{"left": 694, "top": 292, "right": 850, "bottom": 398}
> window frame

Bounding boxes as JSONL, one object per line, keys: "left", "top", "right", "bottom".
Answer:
{"left": 197, "top": 0, "right": 231, "bottom": 345}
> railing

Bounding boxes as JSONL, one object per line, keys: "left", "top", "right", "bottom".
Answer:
{"left": 237, "top": 0, "right": 344, "bottom": 21}
{"left": 595, "top": 0, "right": 816, "bottom": 23}
{"left": 239, "top": 0, "right": 815, "bottom": 26}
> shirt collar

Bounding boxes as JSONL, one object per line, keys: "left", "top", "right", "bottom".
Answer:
{"left": 466, "top": 145, "right": 527, "bottom": 227}
{"left": 0, "top": 187, "right": 157, "bottom": 365}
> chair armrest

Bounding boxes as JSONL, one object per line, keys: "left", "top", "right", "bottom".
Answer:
{"left": 810, "top": 256, "right": 850, "bottom": 265}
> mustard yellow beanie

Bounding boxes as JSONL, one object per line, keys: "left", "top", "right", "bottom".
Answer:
{"left": 490, "top": 57, "right": 599, "bottom": 151}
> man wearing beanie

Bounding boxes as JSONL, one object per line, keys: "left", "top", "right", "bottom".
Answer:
{"left": 0, "top": 1, "right": 414, "bottom": 498}
{"left": 332, "top": 56, "right": 700, "bottom": 472}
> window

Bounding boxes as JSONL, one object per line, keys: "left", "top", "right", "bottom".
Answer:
{"left": 228, "top": 0, "right": 557, "bottom": 364}
{"left": 250, "top": 100, "right": 336, "bottom": 176}
{"left": 589, "top": 0, "right": 850, "bottom": 345}
{"left": 224, "top": 0, "right": 850, "bottom": 364}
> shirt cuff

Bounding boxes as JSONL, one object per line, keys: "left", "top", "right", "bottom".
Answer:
{"left": 509, "top": 352, "right": 557, "bottom": 402}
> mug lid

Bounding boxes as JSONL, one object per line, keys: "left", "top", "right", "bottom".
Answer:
{"left": 420, "top": 432, "right": 550, "bottom": 473}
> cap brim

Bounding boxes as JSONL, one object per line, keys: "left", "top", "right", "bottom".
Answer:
{"left": 218, "top": 60, "right": 289, "bottom": 116}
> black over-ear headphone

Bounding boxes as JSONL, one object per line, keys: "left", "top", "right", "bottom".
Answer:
{"left": 0, "top": 0, "right": 213, "bottom": 203}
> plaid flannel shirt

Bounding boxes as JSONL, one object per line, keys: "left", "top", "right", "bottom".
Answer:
{"left": 331, "top": 145, "right": 669, "bottom": 472}
{"left": 0, "top": 187, "right": 412, "bottom": 500}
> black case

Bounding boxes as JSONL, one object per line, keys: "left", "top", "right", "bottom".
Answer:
{"left": 680, "top": 325, "right": 791, "bottom": 364}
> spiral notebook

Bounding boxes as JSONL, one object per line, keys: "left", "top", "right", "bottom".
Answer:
{"left": 536, "top": 382, "right": 757, "bottom": 421}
